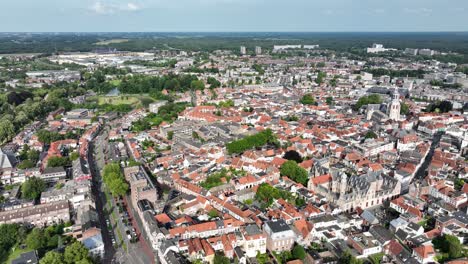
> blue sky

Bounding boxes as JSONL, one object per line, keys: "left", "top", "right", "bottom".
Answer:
{"left": 1, "top": 0, "right": 467, "bottom": 32}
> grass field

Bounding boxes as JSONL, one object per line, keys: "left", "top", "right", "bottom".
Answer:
{"left": 109, "top": 79, "right": 122, "bottom": 86}
{"left": 96, "top": 94, "right": 155, "bottom": 107}
{"left": 6, "top": 245, "right": 31, "bottom": 264}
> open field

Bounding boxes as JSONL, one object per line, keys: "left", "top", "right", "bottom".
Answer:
{"left": 95, "top": 39, "right": 129, "bottom": 45}
{"left": 96, "top": 94, "right": 156, "bottom": 107}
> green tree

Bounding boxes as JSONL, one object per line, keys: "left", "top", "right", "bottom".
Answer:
{"left": 434, "top": 235, "right": 463, "bottom": 260}
{"left": 190, "top": 80, "right": 205, "bottom": 90}
{"left": 300, "top": 94, "right": 316, "bottom": 105}
{"left": 214, "top": 253, "right": 230, "bottom": 264}
{"left": 354, "top": 95, "right": 382, "bottom": 111}
{"left": 326, "top": 96, "right": 334, "bottom": 105}
{"left": 102, "top": 163, "right": 129, "bottom": 197}
{"left": 208, "top": 209, "right": 219, "bottom": 218}
{"left": 26, "top": 228, "right": 46, "bottom": 250}
{"left": 69, "top": 152, "right": 80, "bottom": 161}
{"left": 280, "top": 160, "right": 308, "bottom": 185}
{"left": 63, "top": 241, "right": 91, "bottom": 264}
{"left": 47, "top": 156, "right": 70, "bottom": 168}
{"left": 400, "top": 102, "right": 410, "bottom": 115}
{"left": 22, "top": 176, "right": 46, "bottom": 200}
{"left": 315, "top": 71, "right": 327, "bottom": 85}
{"left": 17, "top": 160, "right": 36, "bottom": 169}
{"left": 292, "top": 244, "right": 306, "bottom": 260}
{"left": 339, "top": 250, "right": 362, "bottom": 264}
{"left": 365, "top": 131, "right": 378, "bottom": 139}
{"left": 40, "top": 251, "right": 64, "bottom": 264}
{"left": 207, "top": 77, "right": 221, "bottom": 88}
{"left": 0, "top": 119, "right": 15, "bottom": 144}
{"left": 0, "top": 224, "right": 22, "bottom": 262}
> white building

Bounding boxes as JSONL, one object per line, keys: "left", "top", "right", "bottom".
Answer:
{"left": 388, "top": 90, "right": 401, "bottom": 121}
{"left": 149, "top": 101, "right": 168, "bottom": 114}
{"left": 367, "top": 44, "right": 391, "bottom": 53}
{"left": 255, "top": 46, "right": 262, "bottom": 55}
{"left": 240, "top": 46, "right": 247, "bottom": 55}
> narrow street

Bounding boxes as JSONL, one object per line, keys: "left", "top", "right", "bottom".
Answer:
{"left": 88, "top": 133, "right": 115, "bottom": 263}
{"left": 412, "top": 131, "right": 443, "bottom": 182}
{"left": 90, "top": 123, "right": 155, "bottom": 264}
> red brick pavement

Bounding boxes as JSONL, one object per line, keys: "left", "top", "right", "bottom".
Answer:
{"left": 123, "top": 196, "right": 156, "bottom": 264}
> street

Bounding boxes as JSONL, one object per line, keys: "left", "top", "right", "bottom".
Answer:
{"left": 90, "top": 124, "right": 155, "bottom": 264}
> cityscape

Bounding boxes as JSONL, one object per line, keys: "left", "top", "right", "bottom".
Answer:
{"left": 0, "top": 2, "right": 468, "bottom": 264}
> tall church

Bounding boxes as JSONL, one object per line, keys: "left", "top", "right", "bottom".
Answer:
{"left": 388, "top": 90, "right": 401, "bottom": 121}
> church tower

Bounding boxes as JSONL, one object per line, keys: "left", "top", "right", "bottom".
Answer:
{"left": 339, "top": 173, "right": 347, "bottom": 196}
{"left": 388, "top": 89, "right": 401, "bottom": 121}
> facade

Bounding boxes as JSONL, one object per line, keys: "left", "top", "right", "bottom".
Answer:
{"left": 240, "top": 46, "right": 247, "bottom": 55}
{"left": 241, "top": 225, "right": 266, "bottom": 258}
{"left": 310, "top": 169, "right": 401, "bottom": 212}
{"left": 0, "top": 201, "right": 70, "bottom": 225}
{"left": 255, "top": 46, "right": 262, "bottom": 55}
{"left": 388, "top": 90, "right": 401, "bottom": 121}
{"left": 263, "top": 220, "right": 295, "bottom": 252}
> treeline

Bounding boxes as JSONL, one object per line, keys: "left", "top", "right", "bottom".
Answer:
{"left": 0, "top": 85, "right": 85, "bottom": 144}
{"left": 364, "top": 68, "right": 427, "bottom": 78}
{"left": 353, "top": 94, "right": 382, "bottom": 111}
{"left": 119, "top": 74, "right": 201, "bottom": 94}
{"left": 183, "top": 66, "right": 220, "bottom": 74}
{"left": 226, "top": 129, "right": 278, "bottom": 154}
{"left": 123, "top": 59, "right": 177, "bottom": 68}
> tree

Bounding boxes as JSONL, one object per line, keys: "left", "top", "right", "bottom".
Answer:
{"left": 69, "top": 152, "right": 80, "bottom": 161}
{"left": 339, "top": 250, "right": 362, "bottom": 264}
{"left": 433, "top": 234, "right": 463, "bottom": 260}
{"left": 63, "top": 241, "right": 91, "bottom": 264}
{"left": 283, "top": 150, "right": 303, "bottom": 163}
{"left": 400, "top": 102, "right": 410, "bottom": 115}
{"left": 300, "top": 94, "right": 316, "bottom": 105}
{"left": 0, "top": 224, "right": 22, "bottom": 262}
{"left": 0, "top": 119, "right": 15, "bottom": 144}
{"left": 214, "top": 253, "right": 230, "bottom": 264}
{"left": 354, "top": 95, "right": 382, "bottom": 111}
{"left": 226, "top": 129, "right": 277, "bottom": 154}
{"left": 208, "top": 209, "right": 219, "bottom": 218}
{"left": 315, "top": 71, "right": 327, "bottom": 85}
{"left": 40, "top": 251, "right": 64, "bottom": 264}
{"left": 365, "top": 131, "right": 378, "bottom": 139}
{"left": 207, "top": 77, "right": 221, "bottom": 88}
{"left": 26, "top": 228, "right": 46, "bottom": 250}
{"left": 292, "top": 244, "right": 306, "bottom": 260}
{"left": 280, "top": 161, "right": 309, "bottom": 185}
{"left": 22, "top": 176, "right": 46, "bottom": 200}
{"left": 47, "top": 156, "right": 70, "bottom": 168}
{"left": 190, "top": 80, "right": 205, "bottom": 90}
{"left": 167, "top": 131, "right": 174, "bottom": 140}
{"left": 17, "top": 160, "right": 36, "bottom": 169}
{"left": 326, "top": 96, "right": 334, "bottom": 105}
{"left": 102, "top": 163, "right": 129, "bottom": 197}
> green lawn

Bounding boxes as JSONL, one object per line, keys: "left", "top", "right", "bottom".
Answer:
{"left": 96, "top": 94, "right": 155, "bottom": 107}
{"left": 6, "top": 245, "right": 32, "bottom": 264}
{"left": 109, "top": 79, "right": 122, "bottom": 86}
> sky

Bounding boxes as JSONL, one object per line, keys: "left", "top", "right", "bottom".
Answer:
{"left": 1, "top": 0, "right": 467, "bottom": 32}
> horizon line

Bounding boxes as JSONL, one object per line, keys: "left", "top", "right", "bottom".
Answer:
{"left": 1, "top": 31, "right": 468, "bottom": 34}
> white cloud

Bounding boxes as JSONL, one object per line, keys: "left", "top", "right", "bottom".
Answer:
{"left": 123, "top": 3, "right": 141, "bottom": 11}
{"left": 403, "top": 7, "right": 432, "bottom": 15}
{"left": 90, "top": 1, "right": 112, "bottom": 14}
{"left": 89, "top": 1, "right": 141, "bottom": 15}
